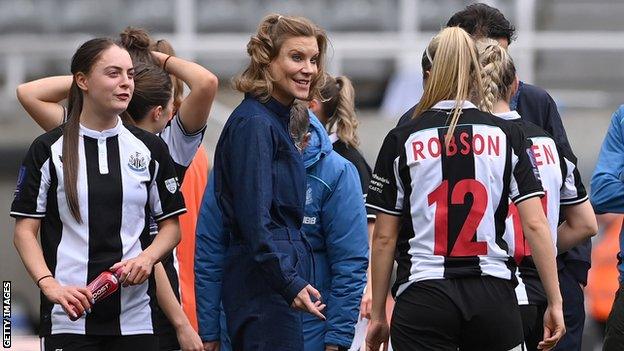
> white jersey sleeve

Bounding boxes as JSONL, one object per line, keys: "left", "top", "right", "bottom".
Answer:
{"left": 159, "top": 113, "right": 206, "bottom": 181}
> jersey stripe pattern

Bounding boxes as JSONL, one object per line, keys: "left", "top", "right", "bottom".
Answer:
{"left": 149, "top": 113, "right": 206, "bottom": 236}
{"left": 10, "top": 118, "right": 186, "bottom": 336}
{"left": 496, "top": 111, "right": 588, "bottom": 305}
{"left": 366, "top": 101, "right": 544, "bottom": 297}
{"left": 151, "top": 116, "right": 206, "bottom": 341}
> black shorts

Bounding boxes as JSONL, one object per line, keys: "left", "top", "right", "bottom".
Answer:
{"left": 157, "top": 329, "right": 180, "bottom": 351}
{"left": 390, "top": 276, "right": 524, "bottom": 351}
{"left": 42, "top": 334, "right": 158, "bottom": 351}
{"left": 604, "top": 284, "right": 624, "bottom": 351}
{"left": 519, "top": 304, "right": 546, "bottom": 351}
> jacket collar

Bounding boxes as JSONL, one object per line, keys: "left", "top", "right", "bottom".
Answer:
{"left": 79, "top": 117, "right": 123, "bottom": 138}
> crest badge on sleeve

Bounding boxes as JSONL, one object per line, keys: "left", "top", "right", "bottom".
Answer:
{"left": 165, "top": 177, "right": 179, "bottom": 194}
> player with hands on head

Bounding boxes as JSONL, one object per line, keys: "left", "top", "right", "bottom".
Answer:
{"left": 12, "top": 37, "right": 185, "bottom": 351}
{"left": 16, "top": 27, "right": 216, "bottom": 351}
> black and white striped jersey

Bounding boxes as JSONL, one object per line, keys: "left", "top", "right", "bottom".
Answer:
{"left": 495, "top": 111, "right": 588, "bottom": 305}
{"left": 152, "top": 115, "right": 204, "bottom": 342}
{"left": 366, "top": 101, "right": 544, "bottom": 297}
{"left": 148, "top": 114, "right": 205, "bottom": 236}
{"left": 10, "top": 118, "right": 186, "bottom": 336}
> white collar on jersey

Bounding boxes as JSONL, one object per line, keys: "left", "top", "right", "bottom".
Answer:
{"left": 494, "top": 110, "right": 522, "bottom": 121}
{"left": 431, "top": 100, "right": 478, "bottom": 110}
{"left": 329, "top": 132, "right": 339, "bottom": 144}
{"left": 79, "top": 117, "right": 124, "bottom": 138}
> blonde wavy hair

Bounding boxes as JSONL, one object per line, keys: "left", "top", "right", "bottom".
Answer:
{"left": 476, "top": 38, "right": 517, "bottom": 113}
{"left": 320, "top": 74, "right": 360, "bottom": 148}
{"left": 412, "top": 27, "right": 485, "bottom": 144}
{"left": 234, "top": 14, "right": 328, "bottom": 102}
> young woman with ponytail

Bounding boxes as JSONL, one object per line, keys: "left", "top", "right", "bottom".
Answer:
{"left": 309, "top": 74, "right": 378, "bottom": 320}
{"left": 15, "top": 27, "right": 216, "bottom": 351}
{"left": 365, "top": 27, "right": 564, "bottom": 351}
{"left": 11, "top": 38, "right": 185, "bottom": 351}
{"left": 476, "top": 38, "right": 597, "bottom": 351}
{"left": 309, "top": 74, "right": 373, "bottom": 217}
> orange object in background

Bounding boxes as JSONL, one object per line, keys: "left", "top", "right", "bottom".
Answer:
{"left": 586, "top": 215, "right": 623, "bottom": 322}
{"left": 176, "top": 145, "right": 210, "bottom": 331}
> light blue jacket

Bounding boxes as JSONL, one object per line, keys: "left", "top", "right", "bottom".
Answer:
{"left": 590, "top": 105, "right": 624, "bottom": 281}
{"left": 195, "top": 114, "right": 368, "bottom": 349}
{"left": 301, "top": 114, "right": 369, "bottom": 349}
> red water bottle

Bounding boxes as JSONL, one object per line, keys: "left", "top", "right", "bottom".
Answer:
{"left": 69, "top": 268, "right": 122, "bottom": 321}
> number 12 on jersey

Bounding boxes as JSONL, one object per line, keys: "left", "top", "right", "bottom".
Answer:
{"left": 428, "top": 179, "right": 488, "bottom": 257}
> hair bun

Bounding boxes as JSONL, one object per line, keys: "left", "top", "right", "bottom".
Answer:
{"left": 119, "top": 27, "right": 151, "bottom": 51}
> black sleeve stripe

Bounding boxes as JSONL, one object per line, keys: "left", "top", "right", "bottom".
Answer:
{"left": 159, "top": 115, "right": 205, "bottom": 168}
{"left": 175, "top": 113, "right": 208, "bottom": 137}
{"left": 9, "top": 211, "right": 46, "bottom": 218}
{"left": 511, "top": 190, "right": 545, "bottom": 204}
{"left": 365, "top": 203, "right": 402, "bottom": 216}
{"left": 153, "top": 208, "right": 188, "bottom": 222}
{"left": 560, "top": 195, "right": 589, "bottom": 206}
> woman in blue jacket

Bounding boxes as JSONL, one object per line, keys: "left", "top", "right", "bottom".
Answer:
{"left": 590, "top": 105, "right": 624, "bottom": 350}
{"left": 209, "top": 14, "right": 328, "bottom": 351}
{"left": 300, "top": 114, "right": 369, "bottom": 350}
{"left": 196, "top": 113, "right": 369, "bottom": 351}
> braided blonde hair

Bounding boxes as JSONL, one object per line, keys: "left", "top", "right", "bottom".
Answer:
{"left": 476, "top": 38, "right": 516, "bottom": 113}
{"left": 234, "top": 14, "right": 328, "bottom": 102}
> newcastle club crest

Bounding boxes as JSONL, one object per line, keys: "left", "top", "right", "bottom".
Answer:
{"left": 128, "top": 152, "right": 147, "bottom": 172}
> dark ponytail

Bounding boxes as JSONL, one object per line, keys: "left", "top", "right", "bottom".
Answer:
{"left": 124, "top": 63, "right": 172, "bottom": 123}
{"left": 63, "top": 37, "right": 118, "bottom": 223}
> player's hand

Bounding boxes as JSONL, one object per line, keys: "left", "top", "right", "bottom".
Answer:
{"left": 360, "top": 286, "right": 372, "bottom": 319}
{"left": 291, "top": 284, "right": 326, "bottom": 320}
{"left": 39, "top": 278, "right": 93, "bottom": 319}
{"left": 175, "top": 323, "right": 203, "bottom": 351}
{"left": 203, "top": 341, "right": 220, "bottom": 351}
{"left": 366, "top": 319, "right": 390, "bottom": 351}
{"left": 110, "top": 253, "right": 155, "bottom": 287}
{"left": 538, "top": 304, "right": 565, "bottom": 350}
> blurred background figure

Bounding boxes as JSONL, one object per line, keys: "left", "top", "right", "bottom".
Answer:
{"left": 585, "top": 214, "right": 623, "bottom": 350}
